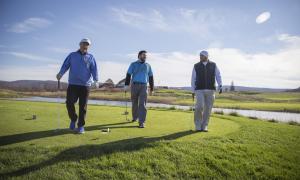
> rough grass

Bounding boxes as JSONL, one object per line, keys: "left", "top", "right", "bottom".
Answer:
{"left": 1, "top": 88, "right": 300, "bottom": 113}
{"left": 0, "top": 100, "right": 299, "bottom": 179}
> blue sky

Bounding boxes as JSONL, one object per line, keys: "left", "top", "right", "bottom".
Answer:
{"left": 0, "top": 0, "right": 300, "bottom": 88}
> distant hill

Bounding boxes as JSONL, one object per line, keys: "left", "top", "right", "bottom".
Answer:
{"left": 286, "top": 87, "right": 300, "bottom": 92}
{"left": 172, "top": 85, "right": 290, "bottom": 92}
{"left": 0, "top": 80, "right": 68, "bottom": 91}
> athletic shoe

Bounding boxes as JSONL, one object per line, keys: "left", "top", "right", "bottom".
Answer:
{"left": 132, "top": 119, "right": 137, "bottom": 122}
{"left": 138, "top": 123, "right": 145, "bottom": 128}
{"left": 77, "top": 126, "right": 85, "bottom": 134}
{"left": 69, "top": 121, "right": 76, "bottom": 130}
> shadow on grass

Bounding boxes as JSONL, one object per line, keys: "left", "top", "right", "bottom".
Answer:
{"left": 0, "top": 121, "right": 136, "bottom": 146}
{"left": 0, "top": 130, "right": 196, "bottom": 178}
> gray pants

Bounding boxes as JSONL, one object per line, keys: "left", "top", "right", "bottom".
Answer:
{"left": 131, "top": 83, "right": 148, "bottom": 124}
{"left": 194, "top": 90, "right": 215, "bottom": 130}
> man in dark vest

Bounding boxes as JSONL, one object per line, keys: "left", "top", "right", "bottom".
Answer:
{"left": 191, "top": 50, "right": 222, "bottom": 132}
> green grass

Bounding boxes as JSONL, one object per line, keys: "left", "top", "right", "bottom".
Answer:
{"left": 0, "top": 100, "right": 299, "bottom": 179}
{"left": 1, "top": 88, "right": 300, "bottom": 113}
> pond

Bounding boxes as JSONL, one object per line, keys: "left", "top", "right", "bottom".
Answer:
{"left": 9, "top": 96, "right": 300, "bottom": 123}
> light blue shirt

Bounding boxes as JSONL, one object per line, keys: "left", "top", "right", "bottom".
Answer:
{"left": 58, "top": 50, "right": 98, "bottom": 87}
{"left": 127, "top": 60, "right": 153, "bottom": 84}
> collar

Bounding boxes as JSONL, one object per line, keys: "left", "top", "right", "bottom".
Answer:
{"left": 137, "top": 59, "right": 145, "bottom": 64}
{"left": 77, "top": 49, "right": 88, "bottom": 55}
{"left": 200, "top": 60, "right": 210, "bottom": 64}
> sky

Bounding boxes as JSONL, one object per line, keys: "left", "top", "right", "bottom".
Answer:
{"left": 0, "top": 0, "right": 300, "bottom": 88}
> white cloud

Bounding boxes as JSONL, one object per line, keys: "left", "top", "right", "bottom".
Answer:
{"left": 0, "top": 51, "right": 56, "bottom": 62}
{"left": 111, "top": 8, "right": 169, "bottom": 31}
{"left": 99, "top": 61, "right": 128, "bottom": 83}
{"left": 47, "top": 47, "right": 72, "bottom": 54}
{"left": 277, "top": 33, "right": 300, "bottom": 48}
{"left": 0, "top": 64, "right": 60, "bottom": 81}
{"left": 1, "top": 34, "right": 299, "bottom": 89}
{"left": 256, "top": 12, "right": 271, "bottom": 24}
{"left": 7, "top": 17, "right": 52, "bottom": 33}
{"left": 110, "top": 7, "right": 224, "bottom": 35}
{"left": 123, "top": 34, "right": 300, "bottom": 89}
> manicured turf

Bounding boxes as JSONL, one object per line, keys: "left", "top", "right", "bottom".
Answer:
{"left": 0, "top": 100, "right": 299, "bottom": 179}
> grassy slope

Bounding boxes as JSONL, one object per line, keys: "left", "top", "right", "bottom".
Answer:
{"left": 0, "top": 100, "right": 299, "bottom": 179}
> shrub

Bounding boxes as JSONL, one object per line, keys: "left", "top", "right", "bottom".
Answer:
{"left": 268, "top": 119, "right": 278, "bottom": 123}
{"left": 229, "top": 112, "right": 240, "bottom": 116}
{"left": 214, "top": 110, "right": 224, "bottom": 115}
{"left": 249, "top": 116, "right": 258, "bottom": 119}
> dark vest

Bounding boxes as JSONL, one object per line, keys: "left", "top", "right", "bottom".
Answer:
{"left": 194, "top": 61, "right": 216, "bottom": 90}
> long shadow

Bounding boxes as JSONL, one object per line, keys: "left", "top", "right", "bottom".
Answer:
{"left": 0, "top": 130, "right": 196, "bottom": 178}
{"left": 0, "top": 121, "right": 134, "bottom": 146}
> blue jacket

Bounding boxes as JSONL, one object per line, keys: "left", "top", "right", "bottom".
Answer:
{"left": 58, "top": 50, "right": 98, "bottom": 86}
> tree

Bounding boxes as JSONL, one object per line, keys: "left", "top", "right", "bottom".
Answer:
{"left": 230, "top": 81, "right": 235, "bottom": 92}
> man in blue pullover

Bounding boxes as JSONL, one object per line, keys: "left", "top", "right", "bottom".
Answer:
{"left": 56, "top": 38, "right": 98, "bottom": 134}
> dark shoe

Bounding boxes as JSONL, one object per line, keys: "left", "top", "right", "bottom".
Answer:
{"left": 132, "top": 119, "right": 137, "bottom": 122}
{"left": 138, "top": 123, "right": 145, "bottom": 128}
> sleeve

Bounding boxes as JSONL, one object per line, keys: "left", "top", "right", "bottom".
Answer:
{"left": 148, "top": 64, "right": 153, "bottom": 76}
{"left": 91, "top": 56, "right": 99, "bottom": 82}
{"left": 127, "top": 63, "right": 134, "bottom": 75}
{"left": 215, "top": 64, "right": 222, "bottom": 87}
{"left": 191, "top": 67, "right": 196, "bottom": 93}
{"left": 58, "top": 54, "right": 72, "bottom": 76}
{"left": 125, "top": 73, "right": 131, "bottom": 86}
{"left": 149, "top": 76, "right": 154, "bottom": 91}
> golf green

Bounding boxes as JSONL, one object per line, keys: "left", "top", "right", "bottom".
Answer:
{"left": 0, "top": 100, "right": 299, "bottom": 179}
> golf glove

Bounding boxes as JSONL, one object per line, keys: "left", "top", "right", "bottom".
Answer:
{"left": 56, "top": 73, "right": 62, "bottom": 80}
{"left": 93, "top": 81, "right": 99, "bottom": 89}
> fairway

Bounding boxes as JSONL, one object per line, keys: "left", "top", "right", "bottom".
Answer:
{"left": 0, "top": 100, "right": 299, "bottom": 179}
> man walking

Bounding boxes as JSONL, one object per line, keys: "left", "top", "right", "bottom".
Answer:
{"left": 56, "top": 38, "right": 98, "bottom": 134}
{"left": 124, "top": 50, "right": 154, "bottom": 128}
{"left": 191, "top": 50, "right": 222, "bottom": 132}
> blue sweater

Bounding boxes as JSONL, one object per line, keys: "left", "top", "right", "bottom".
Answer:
{"left": 58, "top": 50, "right": 98, "bottom": 86}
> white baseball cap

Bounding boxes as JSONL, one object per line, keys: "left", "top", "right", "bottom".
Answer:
{"left": 200, "top": 50, "right": 208, "bottom": 58}
{"left": 80, "top": 38, "right": 91, "bottom": 45}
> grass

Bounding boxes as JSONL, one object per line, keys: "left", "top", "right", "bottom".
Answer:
{"left": 1, "top": 88, "right": 300, "bottom": 113}
{"left": 0, "top": 100, "right": 299, "bottom": 179}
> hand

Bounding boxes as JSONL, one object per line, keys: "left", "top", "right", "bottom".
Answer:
{"left": 56, "top": 73, "right": 62, "bottom": 80}
{"left": 124, "top": 85, "right": 129, "bottom": 92}
{"left": 192, "top": 93, "right": 195, "bottom": 101}
{"left": 149, "top": 90, "right": 154, "bottom": 96}
{"left": 218, "top": 86, "right": 223, "bottom": 94}
{"left": 93, "top": 81, "right": 99, "bottom": 89}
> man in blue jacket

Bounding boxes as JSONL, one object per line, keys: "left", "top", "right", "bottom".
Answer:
{"left": 124, "top": 50, "right": 154, "bottom": 128}
{"left": 56, "top": 38, "right": 98, "bottom": 134}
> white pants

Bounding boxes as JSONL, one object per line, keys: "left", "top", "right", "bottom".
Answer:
{"left": 194, "top": 90, "right": 215, "bottom": 130}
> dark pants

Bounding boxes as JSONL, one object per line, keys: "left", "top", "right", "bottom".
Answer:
{"left": 131, "top": 83, "right": 147, "bottom": 124}
{"left": 66, "top": 84, "right": 90, "bottom": 127}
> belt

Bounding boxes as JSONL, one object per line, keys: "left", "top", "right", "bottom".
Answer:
{"left": 133, "top": 82, "right": 147, "bottom": 85}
